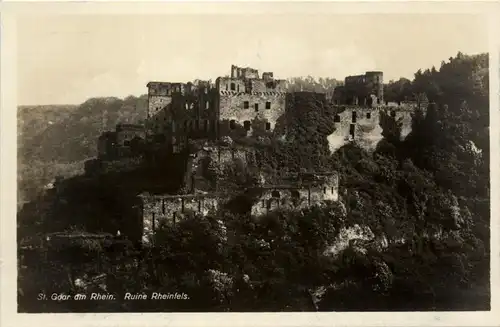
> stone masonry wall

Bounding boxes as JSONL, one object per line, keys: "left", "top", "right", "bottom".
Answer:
{"left": 327, "top": 104, "right": 419, "bottom": 153}
{"left": 149, "top": 95, "right": 172, "bottom": 118}
{"left": 140, "top": 193, "right": 220, "bottom": 243}
{"left": 250, "top": 173, "right": 339, "bottom": 216}
{"left": 218, "top": 91, "right": 286, "bottom": 135}
{"left": 327, "top": 106, "right": 383, "bottom": 152}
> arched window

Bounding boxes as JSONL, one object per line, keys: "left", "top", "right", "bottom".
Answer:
{"left": 244, "top": 121, "right": 251, "bottom": 131}
{"left": 229, "top": 120, "right": 236, "bottom": 130}
{"left": 265, "top": 122, "right": 271, "bottom": 130}
{"left": 290, "top": 190, "right": 300, "bottom": 198}
{"left": 271, "top": 190, "right": 280, "bottom": 198}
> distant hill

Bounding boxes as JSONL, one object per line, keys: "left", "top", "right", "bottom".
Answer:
{"left": 17, "top": 95, "right": 148, "bottom": 203}
{"left": 18, "top": 95, "right": 148, "bottom": 163}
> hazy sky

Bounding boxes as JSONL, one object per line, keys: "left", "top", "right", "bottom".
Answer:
{"left": 17, "top": 14, "right": 489, "bottom": 105}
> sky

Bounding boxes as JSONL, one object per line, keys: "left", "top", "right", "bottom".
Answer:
{"left": 17, "top": 14, "right": 489, "bottom": 105}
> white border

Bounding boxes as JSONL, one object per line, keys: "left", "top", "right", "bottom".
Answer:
{"left": 1, "top": 2, "right": 499, "bottom": 327}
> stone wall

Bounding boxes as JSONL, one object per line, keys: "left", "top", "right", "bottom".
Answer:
{"left": 148, "top": 95, "right": 172, "bottom": 119}
{"left": 231, "top": 65, "right": 259, "bottom": 79}
{"left": 140, "top": 193, "right": 221, "bottom": 243}
{"left": 327, "top": 106, "right": 383, "bottom": 152}
{"left": 326, "top": 103, "right": 421, "bottom": 152}
{"left": 342, "top": 71, "right": 384, "bottom": 106}
{"left": 217, "top": 91, "right": 286, "bottom": 136}
{"left": 250, "top": 173, "right": 339, "bottom": 216}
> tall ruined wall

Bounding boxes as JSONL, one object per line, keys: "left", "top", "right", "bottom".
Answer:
{"left": 231, "top": 65, "right": 260, "bottom": 79}
{"left": 327, "top": 106, "right": 383, "bottom": 152}
{"left": 364, "top": 71, "right": 384, "bottom": 103}
{"left": 326, "top": 104, "right": 420, "bottom": 152}
{"left": 147, "top": 87, "right": 219, "bottom": 149}
{"left": 148, "top": 96, "right": 172, "bottom": 119}
{"left": 140, "top": 193, "right": 220, "bottom": 243}
{"left": 147, "top": 82, "right": 174, "bottom": 118}
{"left": 148, "top": 108, "right": 169, "bottom": 135}
{"left": 217, "top": 91, "right": 286, "bottom": 136}
{"left": 341, "top": 71, "right": 384, "bottom": 106}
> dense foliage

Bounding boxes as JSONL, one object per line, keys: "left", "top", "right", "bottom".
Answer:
{"left": 18, "top": 53, "right": 489, "bottom": 312}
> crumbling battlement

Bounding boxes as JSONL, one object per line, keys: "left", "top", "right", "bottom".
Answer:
{"left": 231, "top": 65, "right": 260, "bottom": 79}
{"left": 146, "top": 66, "right": 287, "bottom": 149}
{"left": 139, "top": 171, "right": 339, "bottom": 242}
{"left": 249, "top": 172, "right": 339, "bottom": 216}
{"left": 146, "top": 80, "right": 215, "bottom": 133}
{"left": 140, "top": 192, "right": 221, "bottom": 244}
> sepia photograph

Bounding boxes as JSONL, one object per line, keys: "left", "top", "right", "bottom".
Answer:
{"left": 2, "top": 2, "right": 498, "bottom": 324}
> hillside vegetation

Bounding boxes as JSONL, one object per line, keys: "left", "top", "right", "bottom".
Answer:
{"left": 18, "top": 53, "right": 490, "bottom": 312}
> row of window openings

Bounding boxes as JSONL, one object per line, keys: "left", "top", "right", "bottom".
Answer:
{"left": 184, "top": 101, "right": 210, "bottom": 110}
{"left": 261, "top": 187, "right": 335, "bottom": 206}
{"left": 154, "top": 100, "right": 210, "bottom": 112}
{"left": 156, "top": 120, "right": 271, "bottom": 132}
{"left": 151, "top": 86, "right": 210, "bottom": 96}
{"left": 224, "top": 82, "right": 278, "bottom": 100}
{"left": 272, "top": 188, "right": 334, "bottom": 198}
{"left": 244, "top": 101, "right": 271, "bottom": 111}
{"left": 155, "top": 100, "right": 272, "bottom": 112}
{"left": 230, "top": 120, "right": 271, "bottom": 131}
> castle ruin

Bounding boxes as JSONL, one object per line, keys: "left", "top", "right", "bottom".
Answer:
{"left": 86, "top": 65, "right": 427, "bottom": 243}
